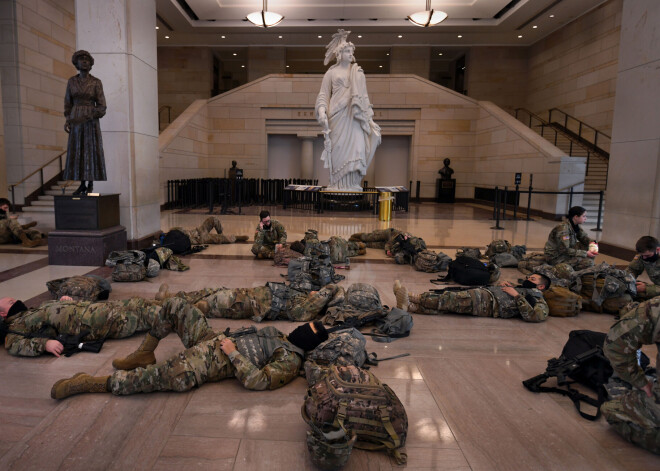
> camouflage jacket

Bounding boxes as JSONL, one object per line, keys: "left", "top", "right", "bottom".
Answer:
{"left": 544, "top": 221, "right": 591, "bottom": 263}
{"left": 604, "top": 297, "right": 660, "bottom": 392}
{"left": 254, "top": 219, "right": 287, "bottom": 247}
{"left": 488, "top": 286, "right": 549, "bottom": 322}
{"left": 227, "top": 326, "right": 303, "bottom": 390}
{"left": 627, "top": 254, "right": 660, "bottom": 296}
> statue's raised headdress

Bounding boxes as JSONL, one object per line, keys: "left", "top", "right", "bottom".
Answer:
{"left": 324, "top": 29, "right": 353, "bottom": 66}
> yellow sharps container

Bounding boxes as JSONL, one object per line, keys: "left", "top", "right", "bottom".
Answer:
{"left": 378, "top": 192, "right": 393, "bottom": 221}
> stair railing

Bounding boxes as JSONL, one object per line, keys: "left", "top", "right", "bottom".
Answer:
{"left": 548, "top": 108, "right": 611, "bottom": 156}
{"left": 9, "top": 151, "right": 66, "bottom": 209}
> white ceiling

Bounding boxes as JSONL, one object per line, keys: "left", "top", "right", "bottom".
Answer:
{"left": 156, "top": 0, "right": 609, "bottom": 47}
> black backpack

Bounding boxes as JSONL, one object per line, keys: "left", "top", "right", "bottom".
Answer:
{"left": 442, "top": 255, "right": 490, "bottom": 285}
{"left": 523, "top": 330, "right": 650, "bottom": 420}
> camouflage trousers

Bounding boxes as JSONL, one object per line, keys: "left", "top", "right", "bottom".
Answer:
{"left": 83, "top": 298, "right": 163, "bottom": 340}
{"left": 548, "top": 255, "right": 594, "bottom": 270}
{"left": 349, "top": 229, "right": 399, "bottom": 250}
{"left": 601, "top": 389, "right": 660, "bottom": 454}
{"left": 414, "top": 288, "right": 495, "bottom": 317}
{"left": 176, "top": 217, "right": 235, "bottom": 245}
{"left": 251, "top": 243, "right": 276, "bottom": 259}
{"left": 111, "top": 297, "right": 230, "bottom": 394}
{"left": 0, "top": 218, "right": 41, "bottom": 244}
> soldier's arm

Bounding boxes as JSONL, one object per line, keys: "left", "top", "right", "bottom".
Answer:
{"left": 516, "top": 292, "right": 549, "bottom": 322}
{"left": 228, "top": 348, "right": 302, "bottom": 390}
{"left": 557, "top": 225, "right": 586, "bottom": 258}
{"left": 253, "top": 228, "right": 265, "bottom": 247}
{"left": 294, "top": 284, "right": 341, "bottom": 320}
{"left": 5, "top": 326, "right": 56, "bottom": 357}
{"left": 626, "top": 256, "right": 644, "bottom": 279}
{"left": 644, "top": 284, "right": 660, "bottom": 298}
{"left": 576, "top": 227, "right": 591, "bottom": 249}
{"left": 276, "top": 222, "right": 287, "bottom": 245}
{"left": 604, "top": 306, "right": 655, "bottom": 389}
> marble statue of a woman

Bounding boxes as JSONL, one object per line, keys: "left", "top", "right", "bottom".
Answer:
{"left": 315, "top": 30, "right": 381, "bottom": 191}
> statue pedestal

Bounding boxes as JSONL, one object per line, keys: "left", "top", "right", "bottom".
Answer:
{"left": 50, "top": 193, "right": 126, "bottom": 266}
{"left": 436, "top": 179, "right": 456, "bottom": 203}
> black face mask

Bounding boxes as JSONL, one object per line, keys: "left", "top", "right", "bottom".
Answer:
{"left": 263, "top": 223, "right": 271, "bottom": 230}
{"left": 287, "top": 322, "right": 329, "bottom": 352}
{"left": 7, "top": 300, "right": 28, "bottom": 318}
{"left": 521, "top": 280, "right": 538, "bottom": 289}
{"left": 0, "top": 208, "right": 6, "bottom": 216}
{"left": 643, "top": 253, "right": 659, "bottom": 263}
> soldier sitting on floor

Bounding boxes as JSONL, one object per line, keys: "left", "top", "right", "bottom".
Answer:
{"left": 154, "top": 282, "right": 345, "bottom": 323}
{"left": 251, "top": 210, "right": 287, "bottom": 259}
{"left": 601, "top": 296, "right": 660, "bottom": 454}
{"left": 392, "top": 274, "right": 551, "bottom": 322}
{"left": 0, "top": 198, "right": 41, "bottom": 248}
{"left": 627, "top": 236, "right": 660, "bottom": 300}
{"left": 51, "top": 301, "right": 329, "bottom": 399}
{"left": 170, "top": 216, "right": 248, "bottom": 245}
{"left": 544, "top": 205, "right": 597, "bottom": 270}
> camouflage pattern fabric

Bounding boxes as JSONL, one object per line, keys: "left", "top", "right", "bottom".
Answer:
{"left": 46, "top": 275, "right": 111, "bottom": 301}
{"left": 485, "top": 239, "right": 511, "bottom": 257}
{"left": 306, "top": 425, "right": 357, "bottom": 471}
{"left": 349, "top": 228, "right": 401, "bottom": 251}
{"left": 518, "top": 253, "right": 548, "bottom": 275}
{"left": 175, "top": 216, "right": 236, "bottom": 245}
{"left": 0, "top": 218, "right": 41, "bottom": 244}
{"left": 390, "top": 234, "right": 426, "bottom": 264}
{"left": 455, "top": 247, "right": 482, "bottom": 259}
{"left": 251, "top": 219, "right": 287, "bottom": 258}
{"left": 112, "top": 263, "right": 146, "bottom": 282}
{"left": 413, "top": 250, "right": 451, "bottom": 273}
{"left": 414, "top": 286, "right": 549, "bottom": 322}
{"left": 273, "top": 244, "right": 303, "bottom": 267}
{"left": 111, "top": 308, "right": 302, "bottom": 394}
{"left": 602, "top": 297, "right": 660, "bottom": 453}
{"left": 627, "top": 254, "right": 660, "bottom": 300}
{"left": 328, "top": 236, "right": 362, "bottom": 264}
{"left": 544, "top": 220, "right": 594, "bottom": 268}
{"left": 304, "top": 328, "right": 368, "bottom": 386}
{"left": 105, "top": 250, "right": 145, "bottom": 267}
{"left": 146, "top": 259, "right": 160, "bottom": 277}
{"left": 3, "top": 297, "right": 162, "bottom": 356}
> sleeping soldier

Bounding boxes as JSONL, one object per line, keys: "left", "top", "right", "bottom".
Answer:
{"left": 171, "top": 216, "right": 248, "bottom": 245}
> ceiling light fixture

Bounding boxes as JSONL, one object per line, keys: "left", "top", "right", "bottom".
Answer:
{"left": 221, "top": 35, "right": 226, "bottom": 38}
{"left": 246, "top": 0, "right": 284, "bottom": 28}
{"left": 407, "top": 0, "right": 447, "bottom": 27}
{"left": 457, "top": 34, "right": 462, "bottom": 38}
{"left": 532, "top": 25, "right": 538, "bottom": 29}
{"left": 165, "top": 35, "right": 170, "bottom": 39}
{"left": 518, "top": 35, "right": 523, "bottom": 38}
{"left": 155, "top": 26, "right": 159, "bottom": 30}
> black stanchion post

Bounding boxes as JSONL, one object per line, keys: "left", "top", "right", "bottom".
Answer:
{"left": 514, "top": 184, "right": 519, "bottom": 220}
{"left": 569, "top": 186, "right": 573, "bottom": 208}
{"left": 502, "top": 186, "right": 508, "bottom": 220}
{"left": 208, "top": 179, "right": 214, "bottom": 213}
{"left": 526, "top": 174, "right": 533, "bottom": 220}
{"left": 416, "top": 180, "right": 421, "bottom": 202}
{"left": 491, "top": 187, "right": 503, "bottom": 230}
{"left": 594, "top": 190, "right": 604, "bottom": 232}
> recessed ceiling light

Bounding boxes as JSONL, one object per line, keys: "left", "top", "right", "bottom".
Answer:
{"left": 379, "top": 65, "right": 383, "bottom": 68}
{"left": 357, "top": 35, "right": 362, "bottom": 38}
{"left": 532, "top": 25, "right": 538, "bottom": 29}
{"left": 518, "top": 35, "right": 523, "bottom": 38}
{"left": 457, "top": 35, "right": 462, "bottom": 38}
{"left": 318, "top": 35, "right": 322, "bottom": 38}
{"left": 397, "top": 35, "right": 403, "bottom": 38}
{"left": 278, "top": 35, "right": 282, "bottom": 38}
{"left": 165, "top": 35, "right": 170, "bottom": 39}
{"left": 241, "top": 65, "right": 245, "bottom": 68}
{"left": 549, "top": 14, "right": 555, "bottom": 18}
{"left": 386, "top": 53, "right": 389, "bottom": 56}
{"left": 155, "top": 26, "right": 159, "bottom": 30}
{"left": 233, "top": 53, "right": 237, "bottom": 56}
{"left": 438, "top": 52, "right": 443, "bottom": 56}
{"left": 221, "top": 35, "right": 226, "bottom": 38}
{"left": 286, "top": 65, "right": 289, "bottom": 68}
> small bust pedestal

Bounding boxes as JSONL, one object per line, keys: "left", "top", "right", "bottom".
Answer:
{"left": 436, "top": 179, "right": 456, "bottom": 203}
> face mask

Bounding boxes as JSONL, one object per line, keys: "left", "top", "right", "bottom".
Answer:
{"left": 7, "top": 300, "right": 28, "bottom": 318}
{"left": 0, "top": 208, "right": 6, "bottom": 216}
{"left": 263, "top": 223, "right": 271, "bottom": 230}
{"left": 643, "top": 253, "right": 659, "bottom": 263}
{"left": 522, "top": 280, "right": 537, "bottom": 289}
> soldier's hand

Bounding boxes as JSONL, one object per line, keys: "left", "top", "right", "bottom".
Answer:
{"left": 46, "top": 340, "right": 64, "bottom": 357}
{"left": 259, "top": 222, "right": 264, "bottom": 230}
{"left": 498, "top": 280, "right": 513, "bottom": 287}
{"left": 501, "top": 286, "right": 519, "bottom": 298}
{"left": 220, "top": 338, "right": 236, "bottom": 355}
{"left": 636, "top": 281, "right": 647, "bottom": 293}
{"left": 275, "top": 244, "right": 283, "bottom": 252}
{"left": 586, "top": 250, "right": 598, "bottom": 258}
{"left": 641, "top": 381, "right": 653, "bottom": 398}
{"left": 59, "top": 295, "right": 74, "bottom": 301}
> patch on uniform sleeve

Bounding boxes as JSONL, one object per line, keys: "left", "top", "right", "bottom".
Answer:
{"left": 562, "top": 236, "right": 570, "bottom": 240}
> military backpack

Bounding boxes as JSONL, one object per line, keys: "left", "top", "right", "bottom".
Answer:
{"left": 302, "top": 365, "right": 408, "bottom": 464}
{"left": 413, "top": 250, "right": 451, "bottom": 273}
{"left": 287, "top": 254, "right": 345, "bottom": 292}
{"left": 111, "top": 262, "right": 147, "bottom": 282}
{"left": 485, "top": 239, "right": 512, "bottom": 257}
{"left": 543, "top": 286, "right": 582, "bottom": 317}
{"left": 304, "top": 329, "right": 369, "bottom": 386}
{"left": 442, "top": 255, "right": 491, "bottom": 286}
{"left": 571, "top": 263, "right": 637, "bottom": 307}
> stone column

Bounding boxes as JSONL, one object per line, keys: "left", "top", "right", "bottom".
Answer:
{"left": 75, "top": 0, "right": 159, "bottom": 241}
{"left": 601, "top": 0, "right": 660, "bottom": 248}
{"left": 300, "top": 135, "right": 315, "bottom": 180}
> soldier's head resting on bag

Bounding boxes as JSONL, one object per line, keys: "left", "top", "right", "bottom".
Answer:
{"left": 0, "top": 297, "right": 28, "bottom": 319}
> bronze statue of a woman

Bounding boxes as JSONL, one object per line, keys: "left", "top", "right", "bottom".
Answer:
{"left": 63, "top": 50, "right": 107, "bottom": 195}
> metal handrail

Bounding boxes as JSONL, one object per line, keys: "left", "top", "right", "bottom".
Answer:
{"left": 548, "top": 108, "right": 611, "bottom": 149}
{"left": 8, "top": 150, "right": 66, "bottom": 207}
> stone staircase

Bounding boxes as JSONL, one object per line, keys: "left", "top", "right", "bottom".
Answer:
{"left": 21, "top": 181, "right": 77, "bottom": 213}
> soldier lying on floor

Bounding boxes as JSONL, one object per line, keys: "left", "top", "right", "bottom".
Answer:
{"left": 169, "top": 216, "right": 248, "bottom": 245}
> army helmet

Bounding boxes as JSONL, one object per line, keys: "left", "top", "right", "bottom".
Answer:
{"left": 306, "top": 426, "right": 357, "bottom": 471}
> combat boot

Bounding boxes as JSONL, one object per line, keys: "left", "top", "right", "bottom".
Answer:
{"left": 393, "top": 280, "right": 409, "bottom": 310}
{"left": 112, "top": 333, "right": 159, "bottom": 370}
{"left": 235, "top": 235, "right": 249, "bottom": 242}
{"left": 349, "top": 233, "right": 365, "bottom": 242}
{"left": 19, "top": 232, "right": 40, "bottom": 247}
{"left": 357, "top": 242, "right": 367, "bottom": 255}
{"left": 21, "top": 221, "right": 37, "bottom": 230}
{"left": 195, "top": 299, "right": 210, "bottom": 315}
{"left": 155, "top": 283, "right": 171, "bottom": 300}
{"left": 226, "top": 235, "right": 237, "bottom": 243}
{"left": 51, "top": 373, "right": 110, "bottom": 399}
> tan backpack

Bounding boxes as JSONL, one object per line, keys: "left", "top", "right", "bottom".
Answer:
{"left": 543, "top": 286, "right": 582, "bottom": 317}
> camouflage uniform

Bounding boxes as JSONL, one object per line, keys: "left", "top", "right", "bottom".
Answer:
{"left": 110, "top": 297, "right": 303, "bottom": 393}
{"left": 3, "top": 298, "right": 162, "bottom": 357}
{"left": 251, "top": 219, "right": 287, "bottom": 259}
{"left": 172, "top": 283, "right": 343, "bottom": 322}
{"left": 601, "top": 297, "right": 660, "bottom": 454}
{"left": 544, "top": 220, "right": 594, "bottom": 269}
{"left": 350, "top": 228, "right": 401, "bottom": 251}
{"left": 390, "top": 234, "right": 427, "bottom": 265}
{"left": 0, "top": 218, "right": 41, "bottom": 245}
{"left": 327, "top": 236, "right": 363, "bottom": 264}
{"left": 412, "top": 286, "right": 549, "bottom": 322}
{"left": 627, "top": 254, "right": 660, "bottom": 299}
{"left": 46, "top": 275, "right": 111, "bottom": 301}
{"left": 173, "top": 216, "right": 235, "bottom": 245}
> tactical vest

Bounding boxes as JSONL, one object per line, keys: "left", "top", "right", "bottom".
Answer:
{"left": 489, "top": 287, "right": 542, "bottom": 318}
{"left": 572, "top": 263, "right": 637, "bottom": 306}
{"left": 265, "top": 282, "right": 288, "bottom": 320}
{"left": 230, "top": 326, "right": 304, "bottom": 368}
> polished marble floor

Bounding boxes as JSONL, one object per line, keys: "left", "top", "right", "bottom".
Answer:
{"left": 1, "top": 203, "right": 657, "bottom": 470}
